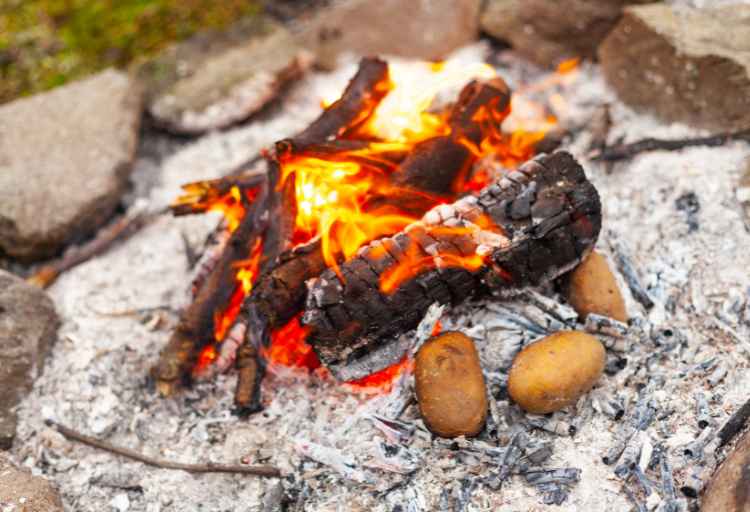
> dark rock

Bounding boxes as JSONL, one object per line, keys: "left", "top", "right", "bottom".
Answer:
{"left": 599, "top": 4, "right": 750, "bottom": 131}
{"left": 480, "top": 0, "right": 654, "bottom": 69}
{"left": 703, "top": 430, "right": 750, "bottom": 511}
{"left": 139, "top": 16, "right": 312, "bottom": 135}
{"left": 0, "top": 69, "right": 142, "bottom": 262}
{"left": 0, "top": 453, "right": 64, "bottom": 511}
{"left": 295, "top": 0, "right": 482, "bottom": 70}
{"left": 0, "top": 271, "right": 59, "bottom": 449}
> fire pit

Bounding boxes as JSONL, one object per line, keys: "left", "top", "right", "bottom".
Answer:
{"left": 10, "top": 43, "right": 750, "bottom": 512}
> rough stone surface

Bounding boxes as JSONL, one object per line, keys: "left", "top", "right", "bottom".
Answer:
{"left": 599, "top": 3, "right": 750, "bottom": 131}
{"left": 0, "top": 453, "right": 64, "bottom": 511}
{"left": 140, "top": 16, "right": 312, "bottom": 134}
{"left": 702, "top": 431, "right": 750, "bottom": 511}
{"left": 294, "top": 0, "right": 482, "bottom": 69}
{"left": 480, "top": 0, "right": 654, "bottom": 69}
{"left": 0, "top": 271, "right": 59, "bottom": 449}
{"left": 0, "top": 69, "right": 142, "bottom": 261}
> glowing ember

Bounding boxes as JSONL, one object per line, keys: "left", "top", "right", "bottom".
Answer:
{"left": 345, "top": 356, "right": 412, "bottom": 393}
{"left": 263, "top": 315, "right": 320, "bottom": 370}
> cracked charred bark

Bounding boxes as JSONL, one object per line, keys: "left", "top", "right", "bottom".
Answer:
{"left": 302, "top": 151, "right": 601, "bottom": 379}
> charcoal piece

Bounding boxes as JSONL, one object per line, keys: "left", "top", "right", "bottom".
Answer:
{"left": 675, "top": 191, "right": 700, "bottom": 233}
{"left": 303, "top": 151, "right": 601, "bottom": 378}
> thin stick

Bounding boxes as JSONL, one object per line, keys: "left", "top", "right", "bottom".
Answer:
{"left": 46, "top": 420, "right": 281, "bottom": 478}
{"left": 27, "top": 209, "right": 160, "bottom": 289}
{"left": 590, "top": 129, "right": 750, "bottom": 162}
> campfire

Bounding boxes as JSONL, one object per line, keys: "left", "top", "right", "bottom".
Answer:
{"left": 151, "top": 55, "right": 597, "bottom": 415}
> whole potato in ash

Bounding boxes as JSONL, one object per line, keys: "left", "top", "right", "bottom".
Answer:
{"left": 566, "top": 251, "right": 628, "bottom": 322}
{"left": 415, "top": 332, "right": 487, "bottom": 438}
{"left": 508, "top": 331, "right": 605, "bottom": 414}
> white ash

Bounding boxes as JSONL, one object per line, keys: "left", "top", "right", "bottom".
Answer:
{"left": 9, "top": 44, "right": 750, "bottom": 512}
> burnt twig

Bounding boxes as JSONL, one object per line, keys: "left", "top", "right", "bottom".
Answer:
{"left": 46, "top": 420, "right": 281, "bottom": 477}
{"left": 590, "top": 129, "right": 750, "bottom": 162}
{"left": 718, "top": 397, "right": 750, "bottom": 447}
{"left": 27, "top": 207, "right": 159, "bottom": 289}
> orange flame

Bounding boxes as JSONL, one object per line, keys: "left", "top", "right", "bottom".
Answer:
{"left": 263, "top": 315, "right": 321, "bottom": 370}
{"left": 186, "top": 56, "right": 582, "bottom": 391}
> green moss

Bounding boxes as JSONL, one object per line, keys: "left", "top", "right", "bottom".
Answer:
{"left": 0, "top": 0, "right": 261, "bottom": 103}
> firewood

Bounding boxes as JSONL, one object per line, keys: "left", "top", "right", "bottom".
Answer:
{"left": 302, "top": 151, "right": 601, "bottom": 379}
{"left": 246, "top": 77, "right": 514, "bottom": 334}
{"left": 275, "top": 56, "right": 390, "bottom": 156}
{"left": 152, "top": 179, "right": 270, "bottom": 396}
{"left": 590, "top": 128, "right": 750, "bottom": 162}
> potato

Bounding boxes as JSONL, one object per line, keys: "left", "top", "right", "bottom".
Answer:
{"left": 566, "top": 251, "right": 628, "bottom": 322}
{"left": 507, "top": 331, "right": 605, "bottom": 414}
{"left": 415, "top": 332, "right": 487, "bottom": 438}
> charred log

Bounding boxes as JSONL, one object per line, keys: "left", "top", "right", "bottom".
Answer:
{"left": 152, "top": 180, "right": 270, "bottom": 396}
{"left": 249, "top": 77, "right": 513, "bottom": 333}
{"left": 393, "top": 77, "right": 511, "bottom": 195}
{"left": 276, "top": 57, "right": 390, "bottom": 156}
{"left": 302, "top": 151, "right": 601, "bottom": 380}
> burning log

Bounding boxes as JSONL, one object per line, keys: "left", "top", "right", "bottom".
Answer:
{"left": 153, "top": 179, "right": 269, "bottom": 396}
{"left": 249, "top": 76, "right": 513, "bottom": 334}
{"left": 303, "top": 151, "right": 601, "bottom": 380}
{"left": 276, "top": 57, "right": 390, "bottom": 155}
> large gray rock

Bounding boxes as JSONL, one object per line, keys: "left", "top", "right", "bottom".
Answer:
{"left": 599, "top": 3, "right": 750, "bottom": 131}
{"left": 139, "top": 16, "right": 312, "bottom": 135}
{"left": 0, "top": 453, "right": 64, "bottom": 511}
{"left": 295, "top": 0, "right": 482, "bottom": 69}
{"left": 480, "top": 0, "right": 653, "bottom": 69}
{"left": 0, "top": 271, "right": 59, "bottom": 449}
{"left": 0, "top": 69, "right": 141, "bottom": 261}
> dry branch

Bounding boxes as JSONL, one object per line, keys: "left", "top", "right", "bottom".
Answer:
{"left": 47, "top": 420, "right": 281, "bottom": 477}
{"left": 590, "top": 129, "right": 750, "bottom": 162}
{"left": 303, "top": 151, "right": 601, "bottom": 379}
{"left": 27, "top": 208, "right": 159, "bottom": 289}
{"left": 276, "top": 57, "right": 390, "bottom": 156}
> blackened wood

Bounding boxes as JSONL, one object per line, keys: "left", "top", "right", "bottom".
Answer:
{"left": 153, "top": 180, "right": 270, "bottom": 396}
{"left": 251, "top": 238, "right": 328, "bottom": 330}
{"left": 718, "top": 397, "right": 750, "bottom": 447}
{"left": 27, "top": 208, "right": 157, "bottom": 289}
{"left": 171, "top": 172, "right": 266, "bottom": 216}
{"left": 303, "top": 151, "right": 601, "bottom": 378}
{"left": 393, "top": 77, "right": 511, "bottom": 195}
{"left": 276, "top": 57, "right": 390, "bottom": 156}
{"left": 590, "top": 128, "right": 750, "bottom": 162}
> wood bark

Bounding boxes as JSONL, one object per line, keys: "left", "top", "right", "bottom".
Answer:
{"left": 153, "top": 179, "right": 270, "bottom": 395}
{"left": 302, "top": 151, "right": 601, "bottom": 378}
{"left": 275, "top": 57, "right": 390, "bottom": 156}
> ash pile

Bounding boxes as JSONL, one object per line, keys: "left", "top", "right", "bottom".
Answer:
{"left": 2, "top": 3, "right": 750, "bottom": 512}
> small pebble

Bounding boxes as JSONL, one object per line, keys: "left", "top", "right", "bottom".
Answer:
{"left": 565, "top": 251, "right": 628, "bottom": 322}
{"left": 415, "top": 332, "right": 487, "bottom": 438}
{"left": 508, "top": 331, "right": 605, "bottom": 414}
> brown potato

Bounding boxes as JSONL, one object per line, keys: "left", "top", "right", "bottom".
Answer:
{"left": 507, "top": 331, "right": 605, "bottom": 414}
{"left": 566, "top": 251, "right": 628, "bottom": 322}
{"left": 415, "top": 332, "right": 487, "bottom": 438}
